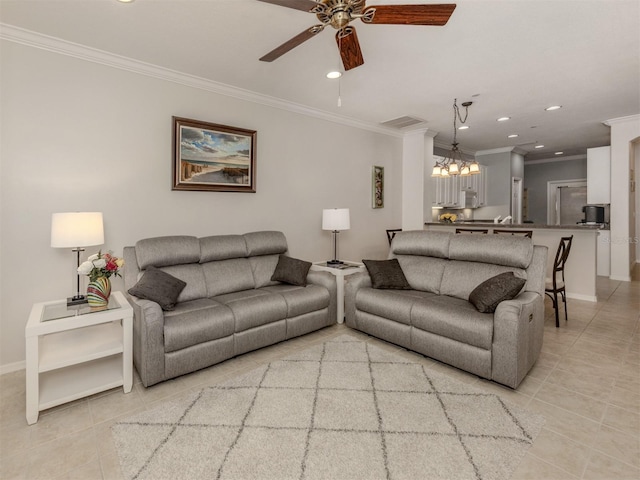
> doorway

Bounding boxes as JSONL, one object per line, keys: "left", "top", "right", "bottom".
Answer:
{"left": 511, "top": 177, "right": 523, "bottom": 224}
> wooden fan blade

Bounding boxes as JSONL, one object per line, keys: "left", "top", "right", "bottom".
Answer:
{"left": 256, "top": 0, "right": 320, "bottom": 12}
{"left": 365, "top": 4, "right": 456, "bottom": 25}
{"left": 336, "top": 27, "right": 364, "bottom": 71}
{"left": 260, "top": 26, "right": 324, "bottom": 62}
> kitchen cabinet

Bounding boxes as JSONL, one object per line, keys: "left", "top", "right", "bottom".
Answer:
{"left": 432, "top": 175, "right": 460, "bottom": 207}
{"left": 431, "top": 165, "right": 487, "bottom": 208}
{"left": 587, "top": 146, "right": 611, "bottom": 204}
{"left": 474, "top": 165, "right": 488, "bottom": 206}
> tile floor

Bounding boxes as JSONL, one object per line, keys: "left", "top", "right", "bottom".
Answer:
{"left": 1, "top": 268, "right": 638, "bottom": 479}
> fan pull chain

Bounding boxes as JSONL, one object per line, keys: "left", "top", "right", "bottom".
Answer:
{"left": 337, "top": 30, "right": 343, "bottom": 107}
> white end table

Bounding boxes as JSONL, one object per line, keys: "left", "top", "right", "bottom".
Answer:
{"left": 25, "top": 291, "right": 133, "bottom": 424}
{"left": 311, "top": 261, "right": 366, "bottom": 323}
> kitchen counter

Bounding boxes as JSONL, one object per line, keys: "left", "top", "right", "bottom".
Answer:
{"left": 425, "top": 222, "right": 608, "bottom": 230}
{"left": 424, "top": 222, "right": 601, "bottom": 302}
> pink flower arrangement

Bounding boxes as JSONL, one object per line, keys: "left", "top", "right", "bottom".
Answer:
{"left": 78, "top": 251, "right": 125, "bottom": 282}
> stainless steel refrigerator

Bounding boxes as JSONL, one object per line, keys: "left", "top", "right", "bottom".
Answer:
{"left": 556, "top": 186, "right": 587, "bottom": 225}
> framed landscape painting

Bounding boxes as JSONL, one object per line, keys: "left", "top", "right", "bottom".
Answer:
{"left": 372, "top": 165, "right": 384, "bottom": 208}
{"left": 172, "top": 117, "right": 256, "bottom": 192}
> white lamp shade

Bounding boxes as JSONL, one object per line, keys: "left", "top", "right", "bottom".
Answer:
{"left": 51, "top": 212, "right": 105, "bottom": 248}
{"left": 322, "top": 208, "right": 350, "bottom": 231}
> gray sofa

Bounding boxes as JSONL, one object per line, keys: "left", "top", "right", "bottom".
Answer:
{"left": 345, "top": 231, "right": 548, "bottom": 388}
{"left": 123, "top": 231, "right": 337, "bottom": 387}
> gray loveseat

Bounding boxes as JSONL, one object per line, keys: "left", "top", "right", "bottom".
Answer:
{"left": 123, "top": 231, "right": 337, "bottom": 387}
{"left": 345, "top": 231, "right": 547, "bottom": 388}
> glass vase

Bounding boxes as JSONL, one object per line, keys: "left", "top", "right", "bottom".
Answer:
{"left": 87, "top": 276, "right": 111, "bottom": 309}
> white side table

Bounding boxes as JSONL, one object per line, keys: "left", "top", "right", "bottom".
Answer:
{"left": 25, "top": 291, "right": 133, "bottom": 425}
{"left": 311, "top": 261, "right": 366, "bottom": 323}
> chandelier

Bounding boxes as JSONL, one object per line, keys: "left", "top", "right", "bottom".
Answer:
{"left": 432, "top": 99, "right": 480, "bottom": 177}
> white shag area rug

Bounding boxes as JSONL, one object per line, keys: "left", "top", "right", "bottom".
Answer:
{"left": 112, "top": 335, "right": 544, "bottom": 480}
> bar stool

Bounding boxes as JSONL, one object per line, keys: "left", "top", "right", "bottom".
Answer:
{"left": 455, "top": 228, "right": 488, "bottom": 234}
{"left": 386, "top": 229, "right": 401, "bottom": 245}
{"left": 493, "top": 229, "right": 533, "bottom": 238}
{"left": 545, "top": 235, "right": 573, "bottom": 328}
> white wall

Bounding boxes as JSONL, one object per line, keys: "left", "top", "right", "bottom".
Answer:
{"left": 472, "top": 150, "right": 512, "bottom": 219}
{"left": 606, "top": 115, "right": 640, "bottom": 281}
{"left": 0, "top": 41, "right": 403, "bottom": 369}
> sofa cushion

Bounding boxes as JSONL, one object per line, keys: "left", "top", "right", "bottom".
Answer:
{"left": 127, "top": 266, "right": 187, "bottom": 311}
{"left": 469, "top": 272, "right": 526, "bottom": 313}
{"left": 159, "top": 264, "right": 208, "bottom": 303}
{"left": 391, "top": 231, "right": 451, "bottom": 259}
{"left": 244, "top": 231, "right": 288, "bottom": 257}
{"left": 271, "top": 255, "right": 312, "bottom": 287}
{"left": 213, "top": 289, "right": 288, "bottom": 333}
{"left": 202, "top": 258, "right": 255, "bottom": 297}
{"left": 262, "top": 284, "right": 330, "bottom": 318}
{"left": 200, "top": 235, "right": 248, "bottom": 262}
{"left": 356, "top": 288, "right": 435, "bottom": 326}
{"left": 163, "top": 299, "right": 234, "bottom": 353}
{"left": 249, "top": 255, "right": 281, "bottom": 288}
{"left": 449, "top": 234, "right": 533, "bottom": 269}
{"left": 411, "top": 295, "right": 494, "bottom": 350}
{"left": 395, "top": 256, "right": 447, "bottom": 294}
{"left": 439, "top": 260, "right": 526, "bottom": 301}
{"left": 135, "top": 236, "right": 200, "bottom": 269}
{"left": 363, "top": 259, "right": 411, "bottom": 290}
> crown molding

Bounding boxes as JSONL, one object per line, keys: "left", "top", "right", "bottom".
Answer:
{"left": 603, "top": 114, "right": 640, "bottom": 126}
{"left": 475, "top": 146, "right": 527, "bottom": 156}
{"left": 524, "top": 154, "right": 587, "bottom": 165}
{"left": 433, "top": 140, "right": 476, "bottom": 157}
{"left": 0, "top": 23, "right": 402, "bottom": 138}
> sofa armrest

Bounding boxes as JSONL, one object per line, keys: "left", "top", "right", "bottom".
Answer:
{"left": 491, "top": 291, "right": 544, "bottom": 388}
{"left": 125, "top": 293, "right": 166, "bottom": 387}
{"left": 306, "top": 270, "right": 338, "bottom": 323}
{"left": 344, "top": 272, "right": 372, "bottom": 328}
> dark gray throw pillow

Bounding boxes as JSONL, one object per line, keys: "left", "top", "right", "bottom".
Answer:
{"left": 127, "top": 266, "right": 186, "bottom": 311}
{"left": 469, "top": 272, "right": 526, "bottom": 313}
{"left": 271, "top": 255, "right": 312, "bottom": 287}
{"left": 362, "top": 259, "right": 411, "bottom": 290}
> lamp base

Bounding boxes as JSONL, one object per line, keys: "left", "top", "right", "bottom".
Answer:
{"left": 67, "top": 295, "right": 88, "bottom": 307}
{"left": 326, "top": 259, "right": 344, "bottom": 266}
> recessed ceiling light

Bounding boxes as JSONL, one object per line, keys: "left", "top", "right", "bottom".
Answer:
{"left": 117, "top": 0, "right": 135, "bottom": 3}
{"left": 508, "top": 134, "right": 519, "bottom": 138}
{"left": 555, "top": 151, "right": 564, "bottom": 155}
{"left": 545, "top": 105, "right": 562, "bottom": 111}
{"left": 326, "top": 71, "right": 342, "bottom": 79}
{"left": 458, "top": 125, "right": 469, "bottom": 130}
{"left": 534, "top": 145, "right": 545, "bottom": 149}
{"left": 497, "top": 117, "right": 511, "bottom": 122}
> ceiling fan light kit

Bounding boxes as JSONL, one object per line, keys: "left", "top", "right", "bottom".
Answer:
{"left": 258, "top": 0, "right": 456, "bottom": 71}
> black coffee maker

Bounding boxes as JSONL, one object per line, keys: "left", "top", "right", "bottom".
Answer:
{"left": 582, "top": 205, "right": 605, "bottom": 224}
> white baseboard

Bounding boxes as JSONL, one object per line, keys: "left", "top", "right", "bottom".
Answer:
{"left": 609, "top": 275, "right": 632, "bottom": 282}
{"left": 0, "top": 361, "right": 25, "bottom": 376}
{"left": 566, "top": 293, "right": 598, "bottom": 302}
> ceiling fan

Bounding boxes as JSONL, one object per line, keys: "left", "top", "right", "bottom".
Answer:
{"left": 258, "top": 0, "right": 456, "bottom": 71}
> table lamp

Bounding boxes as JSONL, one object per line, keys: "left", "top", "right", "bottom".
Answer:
{"left": 322, "top": 208, "right": 350, "bottom": 265}
{"left": 51, "top": 212, "right": 105, "bottom": 306}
